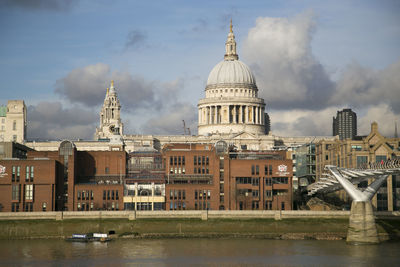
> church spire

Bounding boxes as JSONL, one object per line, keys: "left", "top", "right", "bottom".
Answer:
{"left": 109, "top": 80, "right": 116, "bottom": 94}
{"left": 224, "top": 19, "right": 238, "bottom": 61}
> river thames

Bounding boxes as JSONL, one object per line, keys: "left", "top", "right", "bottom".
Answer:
{"left": 0, "top": 238, "right": 399, "bottom": 266}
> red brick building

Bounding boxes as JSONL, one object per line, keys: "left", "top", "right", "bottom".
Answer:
{"left": 72, "top": 150, "right": 126, "bottom": 211}
{"left": 26, "top": 141, "right": 126, "bottom": 212}
{"left": 225, "top": 151, "right": 293, "bottom": 210}
{"left": 0, "top": 158, "right": 58, "bottom": 212}
{"left": 163, "top": 143, "right": 220, "bottom": 210}
{"left": 163, "top": 142, "right": 293, "bottom": 211}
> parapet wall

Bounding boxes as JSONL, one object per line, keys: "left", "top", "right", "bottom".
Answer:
{"left": 1, "top": 210, "right": 398, "bottom": 221}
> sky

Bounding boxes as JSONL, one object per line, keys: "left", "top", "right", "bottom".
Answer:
{"left": 0, "top": 0, "right": 399, "bottom": 140}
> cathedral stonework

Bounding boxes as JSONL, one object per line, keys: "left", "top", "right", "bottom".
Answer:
{"left": 198, "top": 20, "right": 266, "bottom": 136}
{"left": 95, "top": 80, "right": 124, "bottom": 140}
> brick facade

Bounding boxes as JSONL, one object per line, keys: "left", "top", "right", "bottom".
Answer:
{"left": 0, "top": 159, "right": 57, "bottom": 212}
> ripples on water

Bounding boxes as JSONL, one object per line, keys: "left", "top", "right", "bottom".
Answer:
{"left": 0, "top": 238, "right": 399, "bottom": 266}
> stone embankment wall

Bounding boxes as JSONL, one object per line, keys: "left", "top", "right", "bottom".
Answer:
{"left": 0, "top": 210, "right": 398, "bottom": 240}
{"left": 0, "top": 210, "right": 356, "bottom": 221}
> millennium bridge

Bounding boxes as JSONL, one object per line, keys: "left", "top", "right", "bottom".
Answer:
{"left": 308, "top": 159, "right": 400, "bottom": 244}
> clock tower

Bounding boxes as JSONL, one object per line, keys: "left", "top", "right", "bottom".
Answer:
{"left": 95, "top": 80, "right": 124, "bottom": 140}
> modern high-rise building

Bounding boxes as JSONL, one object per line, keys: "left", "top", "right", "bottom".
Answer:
{"left": 332, "top": 108, "right": 357, "bottom": 140}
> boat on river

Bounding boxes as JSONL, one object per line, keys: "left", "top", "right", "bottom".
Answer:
{"left": 66, "top": 233, "right": 111, "bottom": 242}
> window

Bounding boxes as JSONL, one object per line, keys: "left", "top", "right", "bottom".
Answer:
{"left": 269, "top": 165, "right": 272, "bottom": 175}
{"left": 25, "top": 184, "right": 33, "bottom": 200}
{"left": 26, "top": 166, "right": 30, "bottom": 181}
{"left": 281, "top": 202, "right": 285, "bottom": 210}
{"left": 17, "top": 166, "right": 20, "bottom": 181}
{"left": 251, "top": 165, "right": 255, "bottom": 175}
{"left": 24, "top": 202, "right": 33, "bottom": 212}
{"left": 356, "top": 156, "right": 368, "bottom": 168}
{"left": 30, "top": 166, "right": 34, "bottom": 180}
{"left": 12, "top": 184, "right": 20, "bottom": 201}
{"left": 12, "top": 203, "right": 19, "bottom": 212}
{"left": 116, "top": 190, "right": 119, "bottom": 200}
{"left": 264, "top": 165, "right": 268, "bottom": 175}
{"left": 256, "top": 165, "right": 259, "bottom": 175}
{"left": 252, "top": 190, "right": 259, "bottom": 197}
{"left": 105, "top": 167, "right": 109, "bottom": 174}
{"left": 77, "top": 190, "right": 81, "bottom": 200}
{"left": 12, "top": 166, "right": 16, "bottom": 182}
{"left": 103, "top": 190, "right": 106, "bottom": 200}
{"left": 252, "top": 201, "right": 259, "bottom": 210}
{"left": 195, "top": 190, "right": 198, "bottom": 200}
{"left": 13, "top": 120, "right": 16, "bottom": 130}
{"left": 266, "top": 190, "right": 272, "bottom": 198}
{"left": 194, "top": 156, "right": 197, "bottom": 165}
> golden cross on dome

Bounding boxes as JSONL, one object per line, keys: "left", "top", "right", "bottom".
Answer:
{"left": 230, "top": 19, "right": 233, "bottom": 33}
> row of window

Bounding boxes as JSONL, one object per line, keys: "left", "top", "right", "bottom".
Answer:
{"left": 125, "top": 189, "right": 163, "bottom": 196}
{"left": 11, "top": 166, "right": 34, "bottom": 182}
{"left": 195, "top": 201, "right": 210, "bottom": 210}
{"left": 239, "top": 201, "right": 285, "bottom": 210}
{"left": 77, "top": 190, "right": 93, "bottom": 201}
{"left": 194, "top": 189, "right": 211, "bottom": 200}
{"left": 194, "top": 156, "right": 209, "bottom": 166}
{"left": 194, "top": 167, "right": 209, "bottom": 174}
{"left": 251, "top": 165, "right": 273, "bottom": 175}
{"left": 76, "top": 201, "right": 122, "bottom": 211}
{"left": 124, "top": 202, "right": 164, "bottom": 210}
{"left": 11, "top": 184, "right": 33, "bottom": 201}
{"left": 11, "top": 202, "right": 34, "bottom": 212}
{"left": 169, "top": 189, "right": 186, "bottom": 200}
{"left": 102, "top": 190, "right": 119, "bottom": 200}
{"left": 236, "top": 177, "right": 259, "bottom": 185}
{"left": 170, "top": 167, "right": 186, "bottom": 174}
{"left": 235, "top": 177, "right": 289, "bottom": 186}
{"left": 170, "top": 156, "right": 186, "bottom": 166}
{"left": 170, "top": 201, "right": 186, "bottom": 210}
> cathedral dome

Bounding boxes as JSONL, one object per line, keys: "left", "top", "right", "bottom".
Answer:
{"left": 206, "top": 60, "right": 256, "bottom": 87}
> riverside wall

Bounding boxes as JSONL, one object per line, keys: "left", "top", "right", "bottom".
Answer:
{"left": 0, "top": 210, "right": 399, "bottom": 221}
{"left": 0, "top": 210, "right": 399, "bottom": 240}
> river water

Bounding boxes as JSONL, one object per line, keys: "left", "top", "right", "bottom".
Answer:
{"left": 0, "top": 238, "right": 398, "bottom": 266}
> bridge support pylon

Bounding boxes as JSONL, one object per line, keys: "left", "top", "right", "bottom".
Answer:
{"left": 347, "top": 201, "right": 379, "bottom": 244}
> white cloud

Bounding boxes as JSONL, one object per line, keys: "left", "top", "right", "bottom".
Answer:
{"left": 27, "top": 101, "right": 97, "bottom": 140}
{"left": 243, "top": 10, "right": 335, "bottom": 110}
{"left": 243, "top": 11, "right": 400, "bottom": 138}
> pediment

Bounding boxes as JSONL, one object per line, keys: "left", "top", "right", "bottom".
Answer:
{"left": 371, "top": 142, "right": 392, "bottom": 153}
